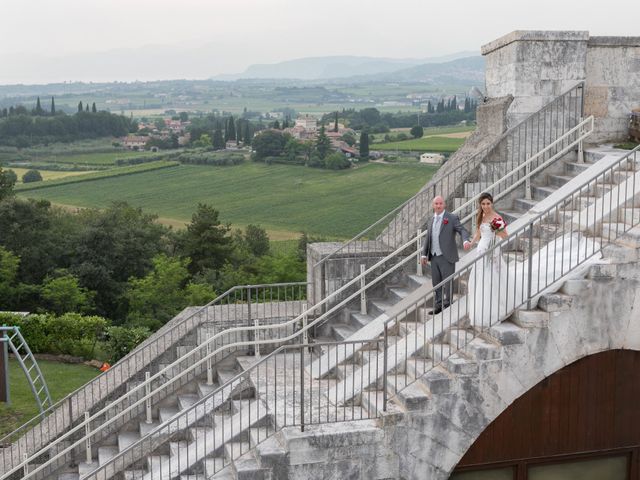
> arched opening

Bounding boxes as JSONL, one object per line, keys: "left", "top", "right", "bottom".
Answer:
{"left": 451, "top": 350, "right": 640, "bottom": 479}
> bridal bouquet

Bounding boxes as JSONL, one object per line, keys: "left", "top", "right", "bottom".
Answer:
{"left": 490, "top": 215, "right": 507, "bottom": 232}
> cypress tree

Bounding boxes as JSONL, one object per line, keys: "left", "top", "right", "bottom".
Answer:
{"left": 78, "top": 101, "right": 83, "bottom": 113}
{"left": 213, "top": 123, "right": 225, "bottom": 150}
{"left": 35, "top": 97, "right": 43, "bottom": 115}
{"left": 244, "top": 123, "right": 253, "bottom": 146}
{"left": 50, "top": 97, "right": 56, "bottom": 115}
{"left": 334, "top": 111, "right": 339, "bottom": 132}
{"left": 85, "top": 104, "right": 90, "bottom": 112}
{"left": 92, "top": 102, "right": 97, "bottom": 113}
{"left": 227, "top": 115, "right": 236, "bottom": 141}
{"left": 315, "top": 125, "right": 331, "bottom": 159}
{"left": 359, "top": 132, "right": 369, "bottom": 160}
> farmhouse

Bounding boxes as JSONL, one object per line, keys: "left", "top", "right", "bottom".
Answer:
{"left": 419, "top": 152, "right": 444, "bottom": 164}
{"left": 122, "top": 135, "right": 149, "bottom": 150}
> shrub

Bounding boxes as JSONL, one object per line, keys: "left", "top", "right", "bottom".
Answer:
{"left": 0, "top": 312, "right": 109, "bottom": 359}
{"left": 22, "top": 169, "right": 43, "bottom": 183}
{"left": 324, "top": 152, "right": 351, "bottom": 170}
{"left": 105, "top": 326, "right": 151, "bottom": 362}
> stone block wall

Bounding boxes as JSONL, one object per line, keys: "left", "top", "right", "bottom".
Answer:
{"left": 483, "top": 30, "right": 640, "bottom": 142}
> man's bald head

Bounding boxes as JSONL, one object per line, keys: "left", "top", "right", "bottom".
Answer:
{"left": 432, "top": 196, "right": 445, "bottom": 215}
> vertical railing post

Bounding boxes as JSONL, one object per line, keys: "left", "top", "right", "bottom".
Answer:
{"left": 302, "top": 306, "right": 309, "bottom": 347}
{"left": 577, "top": 117, "right": 585, "bottom": 163}
{"left": 145, "top": 372, "right": 152, "bottom": 424}
{"left": 84, "top": 411, "right": 92, "bottom": 464}
{"left": 416, "top": 228, "right": 423, "bottom": 276}
{"left": 526, "top": 224, "right": 534, "bottom": 310}
{"left": 383, "top": 323, "right": 388, "bottom": 412}
{"left": 360, "top": 264, "right": 367, "bottom": 315}
{"left": 206, "top": 342, "right": 214, "bottom": 385}
{"left": 299, "top": 346, "right": 305, "bottom": 432}
{"left": 0, "top": 327, "right": 9, "bottom": 406}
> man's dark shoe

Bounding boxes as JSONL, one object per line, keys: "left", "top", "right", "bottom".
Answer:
{"left": 428, "top": 306, "right": 442, "bottom": 315}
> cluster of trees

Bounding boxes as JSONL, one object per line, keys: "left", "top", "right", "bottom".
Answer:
{"left": 323, "top": 102, "right": 477, "bottom": 133}
{"left": 0, "top": 97, "right": 137, "bottom": 147}
{"left": 188, "top": 114, "right": 260, "bottom": 149}
{"left": 176, "top": 151, "right": 245, "bottom": 166}
{"left": 251, "top": 126, "right": 352, "bottom": 170}
{"left": 0, "top": 172, "right": 306, "bottom": 339}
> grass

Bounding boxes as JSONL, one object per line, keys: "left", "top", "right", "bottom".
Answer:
{"left": 19, "top": 162, "right": 438, "bottom": 238}
{"left": 15, "top": 161, "right": 180, "bottom": 192}
{"left": 21, "top": 150, "right": 162, "bottom": 166}
{"left": 614, "top": 141, "right": 640, "bottom": 150}
{"left": 0, "top": 358, "right": 100, "bottom": 437}
{"left": 375, "top": 136, "right": 466, "bottom": 153}
{"left": 9, "top": 167, "right": 97, "bottom": 183}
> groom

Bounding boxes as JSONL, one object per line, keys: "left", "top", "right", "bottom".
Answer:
{"left": 420, "top": 196, "right": 471, "bottom": 314}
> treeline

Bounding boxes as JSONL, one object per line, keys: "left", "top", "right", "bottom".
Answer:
{"left": 0, "top": 97, "right": 137, "bottom": 147}
{"left": 323, "top": 102, "right": 477, "bottom": 133}
{"left": 188, "top": 113, "right": 263, "bottom": 149}
{"left": 0, "top": 171, "right": 307, "bottom": 359}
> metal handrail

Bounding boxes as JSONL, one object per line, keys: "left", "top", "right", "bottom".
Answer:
{"left": 6, "top": 113, "right": 594, "bottom": 480}
{"left": 0, "top": 282, "right": 306, "bottom": 475}
{"left": 85, "top": 146, "right": 640, "bottom": 480}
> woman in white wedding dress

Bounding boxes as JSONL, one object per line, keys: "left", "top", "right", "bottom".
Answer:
{"left": 466, "top": 192, "right": 601, "bottom": 329}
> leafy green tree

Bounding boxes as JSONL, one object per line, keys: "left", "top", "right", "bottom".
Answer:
{"left": 22, "top": 169, "right": 43, "bottom": 183}
{"left": 41, "top": 270, "right": 94, "bottom": 315}
{"left": 0, "top": 246, "right": 20, "bottom": 307}
{"left": 0, "top": 168, "right": 16, "bottom": 201}
{"left": 184, "top": 281, "right": 216, "bottom": 306}
{"left": 324, "top": 152, "right": 350, "bottom": 170}
{"left": 244, "top": 224, "right": 270, "bottom": 257}
{"left": 252, "top": 130, "right": 287, "bottom": 160}
{"left": 410, "top": 125, "right": 424, "bottom": 139}
{"left": 126, "top": 254, "right": 190, "bottom": 329}
{"left": 180, "top": 204, "right": 232, "bottom": 275}
{"left": 179, "top": 112, "right": 189, "bottom": 122}
{"left": 315, "top": 125, "right": 332, "bottom": 159}
{"left": 194, "top": 133, "right": 212, "bottom": 148}
{"left": 341, "top": 132, "right": 356, "bottom": 146}
{"left": 359, "top": 132, "right": 370, "bottom": 159}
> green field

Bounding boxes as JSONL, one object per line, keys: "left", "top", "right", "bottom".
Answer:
{"left": 19, "top": 162, "right": 438, "bottom": 238}
{"left": 375, "top": 136, "right": 466, "bottom": 153}
{"left": 0, "top": 359, "right": 100, "bottom": 437}
{"left": 30, "top": 150, "right": 161, "bottom": 166}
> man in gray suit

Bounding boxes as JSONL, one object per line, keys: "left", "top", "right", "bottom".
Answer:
{"left": 420, "top": 196, "right": 471, "bottom": 314}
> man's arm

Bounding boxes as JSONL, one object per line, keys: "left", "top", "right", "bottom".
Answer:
{"left": 420, "top": 224, "right": 429, "bottom": 264}
{"left": 451, "top": 214, "right": 472, "bottom": 248}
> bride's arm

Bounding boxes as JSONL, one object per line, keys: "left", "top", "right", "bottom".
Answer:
{"left": 470, "top": 228, "right": 481, "bottom": 246}
{"left": 496, "top": 228, "right": 508, "bottom": 239}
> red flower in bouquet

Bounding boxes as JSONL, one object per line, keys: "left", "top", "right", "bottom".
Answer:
{"left": 490, "top": 215, "right": 506, "bottom": 232}
{"left": 443, "top": 218, "right": 448, "bottom": 225}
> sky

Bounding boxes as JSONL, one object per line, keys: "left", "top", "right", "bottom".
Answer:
{"left": 0, "top": 0, "right": 637, "bottom": 84}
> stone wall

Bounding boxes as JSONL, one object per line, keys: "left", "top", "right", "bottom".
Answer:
{"left": 483, "top": 30, "right": 640, "bottom": 142}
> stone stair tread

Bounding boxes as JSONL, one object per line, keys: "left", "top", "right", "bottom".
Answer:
{"left": 389, "top": 287, "right": 411, "bottom": 299}
{"left": 147, "top": 454, "right": 170, "bottom": 472}
{"left": 332, "top": 323, "right": 357, "bottom": 341}
{"left": 350, "top": 311, "right": 375, "bottom": 328}
{"left": 217, "top": 368, "right": 242, "bottom": 385}
{"left": 58, "top": 474, "right": 80, "bottom": 480}
{"left": 361, "top": 389, "right": 405, "bottom": 416}
{"left": 407, "top": 274, "right": 429, "bottom": 286}
{"left": 159, "top": 406, "right": 181, "bottom": 423}
{"left": 124, "top": 470, "right": 146, "bottom": 480}
{"left": 225, "top": 441, "right": 252, "bottom": 461}
{"left": 178, "top": 394, "right": 201, "bottom": 410}
{"left": 78, "top": 461, "right": 99, "bottom": 476}
{"left": 139, "top": 420, "right": 162, "bottom": 436}
{"left": 198, "top": 381, "right": 221, "bottom": 397}
{"left": 180, "top": 476, "right": 207, "bottom": 480}
{"left": 249, "top": 426, "right": 276, "bottom": 447}
{"left": 370, "top": 299, "right": 395, "bottom": 311}
{"left": 97, "top": 445, "right": 119, "bottom": 465}
{"left": 170, "top": 440, "right": 189, "bottom": 456}
{"left": 118, "top": 431, "right": 141, "bottom": 451}
{"left": 204, "top": 457, "right": 227, "bottom": 477}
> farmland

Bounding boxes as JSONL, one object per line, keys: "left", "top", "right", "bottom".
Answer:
{"left": 375, "top": 135, "right": 466, "bottom": 153}
{"left": 19, "top": 162, "right": 438, "bottom": 238}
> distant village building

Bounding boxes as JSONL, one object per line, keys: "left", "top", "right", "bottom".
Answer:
{"left": 420, "top": 152, "right": 444, "bottom": 164}
{"left": 295, "top": 115, "right": 318, "bottom": 131}
{"left": 122, "top": 136, "right": 149, "bottom": 150}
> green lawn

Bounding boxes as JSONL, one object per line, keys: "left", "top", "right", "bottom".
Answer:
{"left": 19, "top": 162, "right": 438, "bottom": 238}
{"left": 24, "top": 150, "right": 162, "bottom": 166}
{"left": 0, "top": 359, "right": 100, "bottom": 437}
{"left": 375, "top": 136, "right": 466, "bottom": 153}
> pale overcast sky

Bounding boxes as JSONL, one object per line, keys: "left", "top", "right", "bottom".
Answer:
{"left": 0, "top": 0, "right": 637, "bottom": 84}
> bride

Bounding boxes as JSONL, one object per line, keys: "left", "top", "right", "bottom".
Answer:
{"left": 466, "top": 192, "right": 600, "bottom": 329}
{"left": 466, "top": 192, "right": 511, "bottom": 328}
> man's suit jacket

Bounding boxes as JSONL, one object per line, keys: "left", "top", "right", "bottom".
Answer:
{"left": 421, "top": 211, "right": 471, "bottom": 264}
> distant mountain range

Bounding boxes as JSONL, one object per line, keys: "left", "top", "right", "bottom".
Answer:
{"left": 215, "top": 52, "right": 481, "bottom": 81}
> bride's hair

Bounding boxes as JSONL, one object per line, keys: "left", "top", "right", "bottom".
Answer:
{"left": 476, "top": 192, "right": 494, "bottom": 230}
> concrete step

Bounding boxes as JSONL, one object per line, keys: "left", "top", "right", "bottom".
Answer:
{"left": 147, "top": 454, "right": 170, "bottom": 473}
{"left": 78, "top": 461, "right": 99, "bottom": 476}
{"left": 369, "top": 299, "right": 395, "bottom": 316}
{"left": 360, "top": 389, "right": 405, "bottom": 419}
{"left": 381, "top": 373, "right": 430, "bottom": 410}
{"left": 513, "top": 197, "right": 537, "bottom": 213}
{"left": 445, "top": 352, "right": 478, "bottom": 376}
{"left": 197, "top": 381, "right": 221, "bottom": 398}
{"left": 407, "top": 274, "right": 429, "bottom": 289}
{"left": 532, "top": 185, "right": 557, "bottom": 201}
{"left": 225, "top": 441, "right": 252, "bottom": 462}
{"left": 203, "top": 457, "right": 228, "bottom": 477}
{"left": 349, "top": 311, "right": 375, "bottom": 329}
{"left": 388, "top": 287, "right": 411, "bottom": 303}
{"left": 159, "top": 406, "right": 181, "bottom": 423}
{"left": 249, "top": 426, "right": 275, "bottom": 448}
{"left": 547, "top": 173, "right": 575, "bottom": 187}
{"left": 170, "top": 440, "right": 189, "bottom": 456}
{"left": 537, "top": 293, "right": 573, "bottom": 312}
{"left": 332, "top": 323, "right": 357, "bottom": 341}
{"left": 124, "top": 471, "right": 146, "bottom": 480}
{"left": 58, "top": 474, "right": 80, "bottom": 480}
{"left": 565, "top": 161, "right": 593, "bottom": 175}
{"left": 501, "top": 210, "right": 522, "bottom": 224}
{"left": 97, "top": 446, "right": 119, "bottom": 466}
{"left": 117, "top": 431, "right": 140, "bottom": 452}
{"left": 178, "top": 394, "right": 201, "bottom": 411}
{"left": 232, "top": 449, "right": 269, "bottom": 480}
